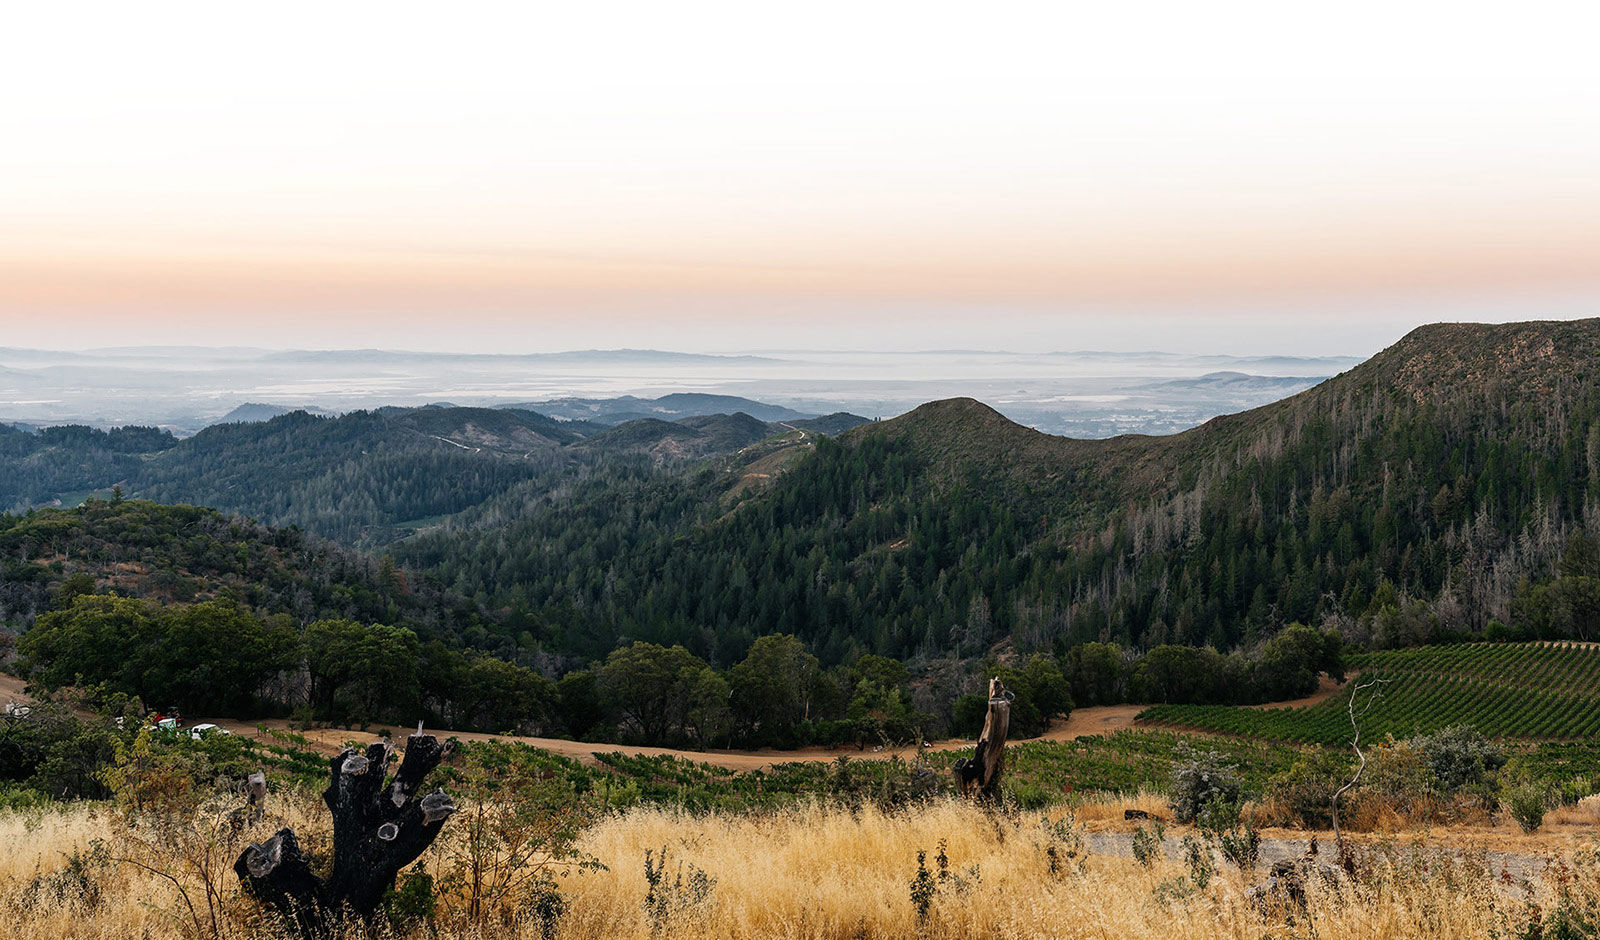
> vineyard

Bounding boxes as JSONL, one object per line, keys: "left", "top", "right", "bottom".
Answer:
{"left": 1137, "top": 642, "right": 1600, "bottom": 745}
{"left": 932, "top": 730, "right": 1299, "bottom": 806}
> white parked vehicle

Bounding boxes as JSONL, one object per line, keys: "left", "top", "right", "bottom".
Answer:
{"left": 189, "top": 723, "right": 230, "bottom": 740}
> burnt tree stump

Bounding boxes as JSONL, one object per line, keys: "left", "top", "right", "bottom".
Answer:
{"left": 953, "top": 677, "right": 1012, "bottom": 800}
{"left": 234, "top": 732, "right": 458, "bottom": 938}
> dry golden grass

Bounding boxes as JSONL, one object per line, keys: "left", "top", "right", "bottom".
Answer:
{"left": 1, "top": 795, "right": 1585, "bottom": 940}
{"left": 1065, "top": 788, "right": 1170, "bottom": 825}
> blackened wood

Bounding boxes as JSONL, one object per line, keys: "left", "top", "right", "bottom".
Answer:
{"left": 234, "top": 828, "right": 329, "bottom": 939}
{"left": 234, "top": 732, "right": 457, "bottom": 938}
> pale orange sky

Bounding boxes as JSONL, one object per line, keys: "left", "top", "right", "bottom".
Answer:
{"left": 2, "top": 1, "right": 1598, "bottom": 355}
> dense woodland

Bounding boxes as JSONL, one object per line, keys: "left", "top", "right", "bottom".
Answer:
{"left": 1, "top": 499, "right": 1350, "bottom": 748}
{"left": 0, "top": 405, "right": 861, "bottom": 547}
{"left": 404, "top": 322, "right": 1600, "bottom": 668}
{"left": 0, "top": 423, "right": 177, "bottom": 510}
{"left": 2, "top": 320, "right": 1599, "bottom": 751}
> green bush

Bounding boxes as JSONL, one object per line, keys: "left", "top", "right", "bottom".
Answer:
{"left": 1265, "top": 747, "right": 1351, "bottom": 828}
{"left": 1506, "top": 784, "right": 1548, "bottom": 834}
{"left": 1362, "top": 740, "right": 1434, "bottom": 812}
{"left": 1414, "top": 726, "right": 1505, "bottom": 795}
{"left": 1131, "top": 821, "right": 1166, "bottom": 867}
{"left": 382, "top": 864, "right": 437, "bottom": 932}
{"left": 1169, "top": 745, "right": 1242, "bottom": 823}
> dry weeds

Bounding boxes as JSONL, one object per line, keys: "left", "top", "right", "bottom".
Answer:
{"left": 1, "top": 794, "right": 1587, "bottom": 939}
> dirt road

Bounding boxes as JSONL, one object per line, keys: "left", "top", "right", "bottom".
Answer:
{"left": 0, "top": 673, "right": 30, "bottom": 706}
{"left": 3, "top": 669, "right": 1351, "bottom": 772}
{"left": 206, "top": 674, "right": 1353, "bottom": 771}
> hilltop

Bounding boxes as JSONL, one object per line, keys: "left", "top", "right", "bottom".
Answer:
{"left": 0, "top": 399, "right": 869, "bottom": 546}
{"left": 404, "top": 318, "right": 1600, "bottom": 662}
{"left": 0, "top": 500, "right": 485, "bottom": 646}
{"left": 209, "top": 402, "right": 335, "bottom": 425}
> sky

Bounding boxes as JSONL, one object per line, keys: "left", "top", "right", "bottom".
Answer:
{"left": 2, "top": 1, "right": 1598, "bottom": 356}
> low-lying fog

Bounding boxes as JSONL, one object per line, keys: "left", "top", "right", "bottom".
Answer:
{"left": 0, "top": 346, "right": 1363, "bottom": 438}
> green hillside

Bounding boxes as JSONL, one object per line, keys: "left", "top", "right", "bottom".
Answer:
{"left": 403, "top": 318, "right": 1600, "bottom": 664}
{"left": 576, "top": 412, "right": 778, "bottom": 460}
{"left": 0, "top": 499, "right": 488, "bottom": 648}
{"left": 1, "top": 403, "right": 845, "bottom": 547}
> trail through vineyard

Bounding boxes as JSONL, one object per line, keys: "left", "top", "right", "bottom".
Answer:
{"left": 195, "top": 675, "right": 1352, "bottom": 770}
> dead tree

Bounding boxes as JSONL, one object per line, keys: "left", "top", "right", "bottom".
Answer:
{"left": 234, "top": 731, "right": 458, "bottom": 939}
{"left": 954, "top": 677, "right": 1012, "bottom": 799}
{"left": 244, "top": 771, "right": 267, "bottom": 825}
{"left": 1331, "top": 677, "right": 1389, "bottom": 847}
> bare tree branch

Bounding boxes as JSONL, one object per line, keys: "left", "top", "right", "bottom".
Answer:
{"left": 1331, "top": 677, "right": 1390, "bottom": 847}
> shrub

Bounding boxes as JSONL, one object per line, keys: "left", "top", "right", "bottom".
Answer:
{"left": 1360, "top": 739, "right": 1442, "bottom": 819}
{"left": 1169, "top": 745, "right": 1242, "bottom": 823}
{"left": 1414, "top": 726, "right": 1505, "bottom": 796}
{"left": 1197, "top": 798, "right": 1260, "bottom": 871}
{"left": 909, "top": 850, "right": 936, "bottom": 922}
{"left": 1131, "top": 821, "right": 1166, "bottom": 867}
{"left": 1506, "top": 784, "right": 1548, "bottom": 834}
{"left": 1216, "top": 817, "right": 1261, "bottom": 872}
{"left": 1265, "top": 747, "right": 1351, "bottom": 828}
{"left": 382, "top": 864, "right": 437, "bottom": 932}
{"left": 952, "top": 694, "right": 988, "bottom": 737}
{"left": 642, "top": 845, "right": 715, "bottom": 933}
{"left": 1031, "top": 814, "right": 1087, "bottom": 878}
{"left": 1181, "top": 834, "right": 1215, "bottom": 889}
{"left": 525, "top": 874, "right": 567, "bottom": 940}
{"left": 22, "top": 839, "right": 110, "bottom": 912}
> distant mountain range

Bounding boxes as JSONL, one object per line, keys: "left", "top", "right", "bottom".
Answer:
{"left": 0, "top": 343, "right": 1371, "bottom": 439}
{"left": 5, "top": 320, "right": 1596, "bottom": 668}
{"left": 1127, "top": 371, "right": 1327, "bottom": 395}
{"left": 505, "top": 393, "right": 815, "bottom": 425}
{"left": 255, "top": 348, "right": 786, "bottom": 365}
{"left": 202, "top": 393, "right": 826, "bottom": 429}
{"left": 213, "top": 402, "right": 336, "bottom": 424}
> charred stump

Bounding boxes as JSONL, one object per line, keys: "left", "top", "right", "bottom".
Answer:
{"left": 234, "top": 732, "right": 458, "bottom": 938}
{"left": 953, "top": 677, "right": 1012, "bottom": 800}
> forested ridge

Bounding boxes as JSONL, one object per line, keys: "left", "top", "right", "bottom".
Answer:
{"left": 402, "top": 319, "right": 1600, "bottom": 665}
{"left": 0, "top": 424, "right": 177, "bottom": 510}
{"left": 0, "top": 500, "right": 484, "bottom": 645}
{"left": 3, "top": 319, "right": 1599, "bottom": 751}
{"left": 0, "top": 404, "right": 866, "bottom": 547}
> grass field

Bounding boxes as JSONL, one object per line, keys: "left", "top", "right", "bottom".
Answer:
{"left": 17, "top": 640, "right": 1600, "bottom": 937}
{"left": 6, "top": 792, "right": 1595, "bottom": 940}
{"left": 1139, "top": 642, "right": 1600, "bottom": 745}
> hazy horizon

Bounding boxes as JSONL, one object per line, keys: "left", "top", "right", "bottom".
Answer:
{"left": 0, "top": 343, "right": 1366, "bottom": 439}
{"left": 3, "top": 3, "right": 1597, "bottom": 356}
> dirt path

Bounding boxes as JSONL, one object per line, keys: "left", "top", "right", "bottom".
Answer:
{"left": 211, "top": 705, "right": 1163, "bottom": 770}
{"left": 0, "top": 673, "right": 31, "bottom": 706}
{"left": 1242, "top": 672, "right": 1352, "bottom": 710}
{"left": 207, "top": 674, "right": 1351, "bottom": 771}
{"left": 5, "top": 668, "right": 1350, "bottom": 772}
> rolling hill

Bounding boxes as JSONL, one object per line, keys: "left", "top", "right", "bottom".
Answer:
{"left": 209, "top": 402, "right": 336, "bottom": 425}
{"left": 400, "top": 318, "right": 1600, "bottom": 664}
{"left": 510, "top": 392, "right": 815, "bottom": 425}
{"left": 0, "top": 401, "right": 868, "bottom": 547}
{"left": 1139, "top": 642, "right": 1600, "bottom": 743}
{"left": 0, "top": 499, "right": 486, "bottom": 647}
